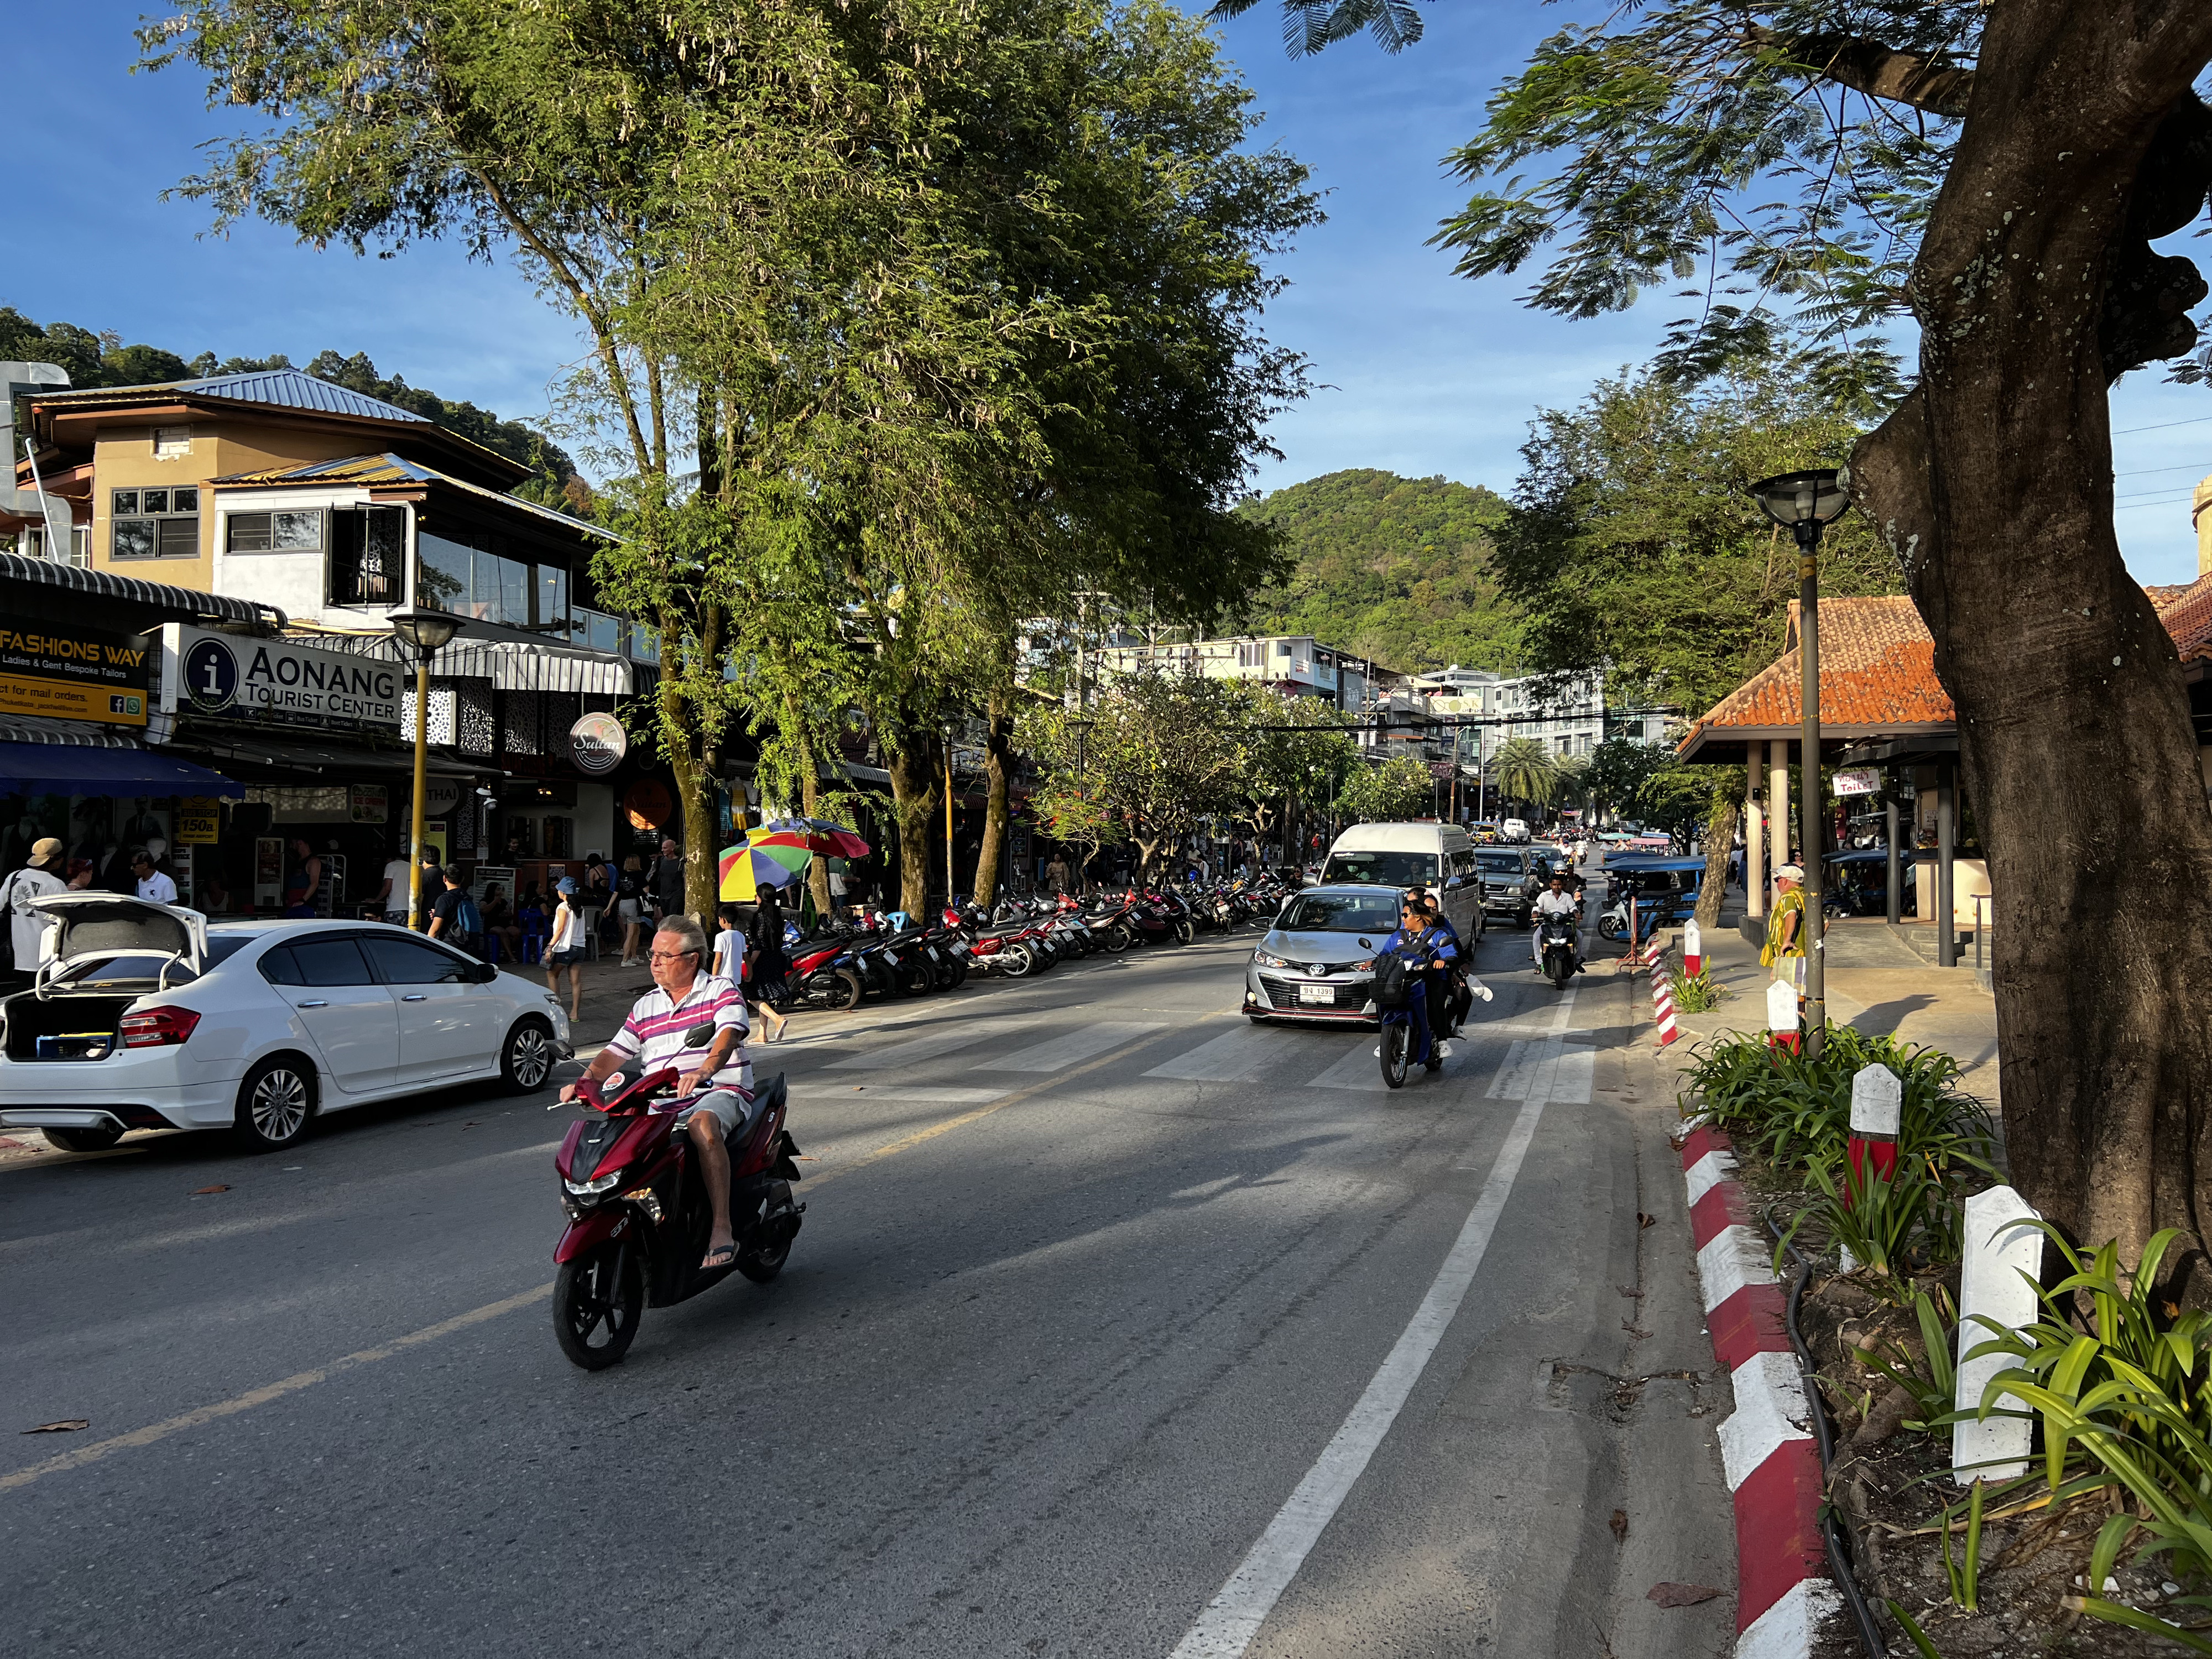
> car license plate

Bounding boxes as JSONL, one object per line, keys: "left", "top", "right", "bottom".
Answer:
{"left": 1298, "top": 983, "right": 1333, "bottom": 1004}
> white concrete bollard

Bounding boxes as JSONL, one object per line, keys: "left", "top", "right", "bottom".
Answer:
{"left": 1953, "top": 1185, "right": 2044, "bottom": 1484}
{"left": 1850, "top": 1063, "right": 1902, "bottom": 1138}
{"left": 1766, "top": 978, "right": 1798, "bottom": 1036}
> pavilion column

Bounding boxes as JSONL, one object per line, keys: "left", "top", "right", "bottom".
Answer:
{"left": 1744, "top": 761, "right": 1765, "bottom": 919}
{"left": 1769, "top": 739, "right": 1792, "bottom": 903}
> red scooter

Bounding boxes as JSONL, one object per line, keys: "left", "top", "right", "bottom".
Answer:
{"left": 551, "top": 1022, "right": 805, "bottom": 1370}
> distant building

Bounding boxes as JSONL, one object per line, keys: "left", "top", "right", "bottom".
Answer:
{"left": 1095, "top": 633, "right": 1376, "bottom": 713}
{"left": 1406, "top": 665, "right": 1668, "bottom": 759}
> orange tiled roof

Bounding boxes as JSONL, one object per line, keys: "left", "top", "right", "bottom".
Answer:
{"left": 2161, "top": 573, "right": 2212, "bottom": 664}
{"left": 1679, "top": 596, "right": 1952, "bottom": 754}
{"left": 1678, "top": 585, "right": 2212, "bottom": 759}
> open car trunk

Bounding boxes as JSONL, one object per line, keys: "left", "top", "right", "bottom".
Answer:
{"left": 1, "top": 992, "right": 140, "bottom": 1061}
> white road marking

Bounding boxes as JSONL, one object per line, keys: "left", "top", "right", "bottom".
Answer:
{"left": 1143, "top": 1025, "right": 1279, "bottom": 1082}
{"left": 1484, "top": 1031, "right": 1594, "bottom": 1106}
{"left": 1307, "top": 1040, "right": 1391, "bottom": 1092}
{"left": 836, "top": 1086, "right": 1010, "bottom": 1107}
{"left": 1167, "top": 1093, "right": 1550, "bottom": 1658}
{"left": 829, "top": 1021, "right": 1033, "bottom": 1071}
{"left": 975, "top": 1021, "right": 1168, "bottom": 1073}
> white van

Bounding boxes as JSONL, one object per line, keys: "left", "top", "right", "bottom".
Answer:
{"left": 1318, "top": 822, "right": 1485, "bottom": 942}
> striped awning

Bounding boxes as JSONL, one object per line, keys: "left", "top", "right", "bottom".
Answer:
{"left": 319, "top": 632, "right": 630, "bottom": 696}
{"left": 0, "top": 551, "right": 280, "bottom": 629}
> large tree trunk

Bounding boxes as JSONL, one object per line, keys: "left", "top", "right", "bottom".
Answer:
{"left": 884, "top": 731, "right": 940, "bottom": 917}
{"left": 1695, "top": 787, "right": 1739, "bottom": 933}
{"left": 1852, "top": 5, "right": 2212, "bottom": 1276}
{"left": 974, "top": 697, "right": 1014, "bottom": 903}
{"left": 799, "top": 765, "right": 832, "bottom": 918}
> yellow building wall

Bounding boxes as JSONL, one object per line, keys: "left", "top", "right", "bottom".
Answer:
{"left": 89, "top": 420, "right": 373, "bottom": 595}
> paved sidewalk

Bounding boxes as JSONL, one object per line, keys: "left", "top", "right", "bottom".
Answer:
{"left": 1652, "top": 909, "right": 2001, "bottom": 1110}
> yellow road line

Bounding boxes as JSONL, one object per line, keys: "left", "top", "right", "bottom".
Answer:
{"left": 1, "top": 1281, "right": 552, "bottom": 1494}
{"left": 3, "top": 1023, "right": 1170, "bottom": 1495}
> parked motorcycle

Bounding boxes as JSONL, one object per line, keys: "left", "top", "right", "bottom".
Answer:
{"left": 551, "top": 1024, "right": 804, "bottom": 1370}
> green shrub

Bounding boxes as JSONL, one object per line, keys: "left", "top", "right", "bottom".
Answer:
{"left": 1679, "top": 1027, "right": 1996, "bottom": 1185}
{"left": 1672, "top": 967, "right": 1729, "bottom": 1012}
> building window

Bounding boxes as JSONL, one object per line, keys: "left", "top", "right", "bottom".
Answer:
{"left": 1274, "top": 640, "right": 1293, "bottom": 658}
{"left": 153, "top": 426, "right": 192, "bottom": 460}
{"left": 327, "top": 507, "right": 405, "bottom": 607}
{"left": 111, "top": 486, "right": 199, "bottom": 559}
{"left": 416, "top": 528, "right": 567, "bottom": 630}
{"left": 226, "top": 508, "right": 325, "bottom": 554}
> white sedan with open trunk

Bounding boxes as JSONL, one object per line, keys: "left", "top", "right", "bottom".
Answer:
{"left": 0, "top": 895, "right": 573, "bottom": 1154}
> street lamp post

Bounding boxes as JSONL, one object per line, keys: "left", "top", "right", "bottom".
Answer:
{"left": 385, "top": 607, "right": 465, "bottom": 931}
{"left": 1749, "top": 468, "right": 1851, "bottom": 1058}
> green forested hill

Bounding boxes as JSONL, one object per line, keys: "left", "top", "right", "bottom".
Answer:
{"left": 1232, "top": 468, "right": 1523, "bottom": 675}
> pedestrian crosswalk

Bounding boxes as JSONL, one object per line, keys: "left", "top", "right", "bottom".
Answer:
{"left": 813, "top": 1003, "right": 1600, "bottom": 1103}
{"left": 975, "top": 1021, "right": 1166, "bottom": 1073}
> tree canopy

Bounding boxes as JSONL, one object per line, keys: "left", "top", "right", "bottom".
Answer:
{"left": 1232, "top": 468, "right": 1520, "bottom": 673}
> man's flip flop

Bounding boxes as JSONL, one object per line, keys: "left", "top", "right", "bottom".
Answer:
{"left": 702, "top": 1243, "right": 738, "bottom": 1269}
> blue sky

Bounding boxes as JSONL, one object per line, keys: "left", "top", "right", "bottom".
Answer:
{"left": 11, "top": 3, "right": 2210, "bottom": 584}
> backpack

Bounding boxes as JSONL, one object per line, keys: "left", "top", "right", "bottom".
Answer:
{"left": 1371, "top": 952, "right": 1411, "bottom": 1010}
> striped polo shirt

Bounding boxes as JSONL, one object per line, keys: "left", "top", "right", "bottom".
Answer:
{"left": 606, "top": 971, "right": 753, "bottom": 1097}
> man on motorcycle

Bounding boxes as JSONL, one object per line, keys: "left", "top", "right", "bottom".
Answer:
{"left": 558, "top": 916, "right": 754, "bottom": 1269}
{"left": 1379, "top": 897, "right": 1452, "bottom": 1071}
{"left": 1531, "top": 870, "right": 1583, "bottom": 973}
{"left": 1412, "top": 894, "right": 1469, "bottom": 1038}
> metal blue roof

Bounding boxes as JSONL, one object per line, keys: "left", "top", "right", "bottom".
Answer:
{"left": 170, "top": 369, "right": 429, "bottom": 424}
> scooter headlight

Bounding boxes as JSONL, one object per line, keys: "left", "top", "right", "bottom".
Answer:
{"left": 564, "top": 1167, "right": 624, "bottom": 1198}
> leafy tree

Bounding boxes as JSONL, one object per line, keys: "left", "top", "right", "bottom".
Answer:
{"left": 1489, "top": 737, "right": 1558, "bottom": 813}
{"left": 1227, "top": 684, "right": 1357, "bottom": 847}
{"left": 1233, "top": 468, "right": 1521, "bottom": 671}
{"left": 1020, "top": 672, "right": 1250, "bottom": 879}
{"left": 1215, "top": 0, "right": 2212, "bottom": 1267}
{"left": 1581, "top": 736, "right": 1670, "bottom": 825}
{"left": 151, "top": 0, "right": 1312, "bottom": 921}
{"left": 1499, "top": 369, "right": 1900, "bottom": 714}
{"left": 1338, "top": 754, "right": 1435, "bottom": 823}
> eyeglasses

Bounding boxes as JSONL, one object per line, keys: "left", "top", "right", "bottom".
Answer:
{"left": 648, "top": 948, "right": 700, "bottom": 962}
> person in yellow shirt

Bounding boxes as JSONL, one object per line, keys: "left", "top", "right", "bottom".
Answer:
{"left": 1761, "top": 863, "right": 1807, "bottom": 991}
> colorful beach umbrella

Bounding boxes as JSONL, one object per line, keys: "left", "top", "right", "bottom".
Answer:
{"left": 718, "top": 839, "right": 811, "bottom": 901}
{"left": 752, "top": 817, "right": 870, "bottom": 859}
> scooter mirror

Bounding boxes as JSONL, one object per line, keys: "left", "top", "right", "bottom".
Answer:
{"left": 681, "top": 1019, "right": 716, "bottom": 1048}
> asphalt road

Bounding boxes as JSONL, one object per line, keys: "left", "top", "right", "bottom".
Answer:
{"left": 1, "top": 906, "right": 1736, "bottom": 1658}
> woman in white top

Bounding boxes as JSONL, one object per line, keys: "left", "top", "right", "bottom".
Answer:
{"left": 545, "top": 877, "right": 589, "bottom": 1020}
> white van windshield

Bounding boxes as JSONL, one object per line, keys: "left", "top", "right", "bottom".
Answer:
{"left": 1322, "top": 850, "right": 1439, "bottom": 887}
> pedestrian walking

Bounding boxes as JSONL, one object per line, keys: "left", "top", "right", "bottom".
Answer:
{"left": 2, "top": 838, "right": 67, "bottom": 989}
{"left": 376, "top": 847, "right": 411, "bottom": 923}
{"left": 546, "top": 876, "right": 589, "bottom": 1021}
{"left": 615, "top": 854, "right": 646, "bottom": 964}
{"left": 744, "top": 884, "right": 792, "bottom": 1042}
{"left": 1045, "top": 852, "right": 1071, "bottom": 895}
{"left": 650, "top": 836, "right": 685, "bottom": 924}
{"left": 279, "top": 838, "right": 321, "bottom": 916}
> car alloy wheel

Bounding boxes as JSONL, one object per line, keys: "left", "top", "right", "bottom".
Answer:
{"left": 236, "top": 1057, "right": 317, "bottom": 1152}
{"left": 503, "top": 1019, "right": 556, "bottom": 1092}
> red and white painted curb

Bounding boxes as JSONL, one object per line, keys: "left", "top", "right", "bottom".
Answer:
{"left": 1650, "top": 949, "right": 1681, "bottom": 1047}
{"left": 1681, "top": 1122, "right": 1839, "bottom": 1656}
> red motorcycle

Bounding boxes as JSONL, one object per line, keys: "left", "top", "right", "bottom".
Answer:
{"left": 551, "top": 1022, "right": 805, "bottom": 1370}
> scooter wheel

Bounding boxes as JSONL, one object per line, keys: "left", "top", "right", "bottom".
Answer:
{"left": 1102, "top": 925, "right": 1133, "bottom": 953}
{"left": 822, "top": 968, "right": 863, "bottom": 1012}
{"left": 1001, "top": 943, "right": 1034, "bottom": 977}
{"left": 738, "top": 1236, "right": 791, "bottom": 1283}
{"left": 554, "top": 1240, "right": 644, "bottom": 1370}
{"left": 1379, "top": 1022, "right": 1410, "bottom": 1089}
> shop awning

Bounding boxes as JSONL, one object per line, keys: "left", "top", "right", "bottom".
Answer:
{"left": 0, "top": 742, "right": 244, "bottom": 797}
{"left": 315, "top": 629, "right": 632, "bottom": 695}
{"left": 176, "top": 732, "right": 485, "bottom": 778}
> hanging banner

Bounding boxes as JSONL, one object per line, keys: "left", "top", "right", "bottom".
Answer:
{"left": 0, "top": 623, "right": 150, "bottom": 727}
{"left": 175, "top": 797, "right": 221, "bottom": 844}
{"left": 1834, "top": 768, "right": 1881, "bottom": 798}
{"left": 162, "top": 624, "right": 401, "bottom": 729}
{"left": 349, "top": 784, "right": 389, "bottom": 824}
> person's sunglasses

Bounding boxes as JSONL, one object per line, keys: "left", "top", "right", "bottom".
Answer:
{"left": 648, "top": 948, "right": 700, "bottom": 962}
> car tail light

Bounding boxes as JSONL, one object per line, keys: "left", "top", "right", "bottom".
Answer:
{"left": 120, "top": 1006, "right": 201, "bottom": 1048}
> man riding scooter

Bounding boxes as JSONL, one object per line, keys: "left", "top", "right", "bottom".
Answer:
{"left": 559, "top": 916, "right": 754, "bottom": 1269}
{"left": 1531, "top": 869, "right": 1583, "bottom": 975}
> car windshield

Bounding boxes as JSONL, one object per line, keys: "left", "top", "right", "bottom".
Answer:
{"left": 1322, "top": 851, "right": 1438, "bottom": 887}
{"left": 51, "top": 937, "right": 252, "bottom": 987}
{"left": 1474, "top": 852, "right": 1524, "bottom": 874}
{"left": 1276, "top": 891, "right": 1400, "bottom": 933}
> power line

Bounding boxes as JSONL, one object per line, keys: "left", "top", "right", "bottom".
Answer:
{"left": 2112, "top": 414, "right": 2212, "bottom": 436}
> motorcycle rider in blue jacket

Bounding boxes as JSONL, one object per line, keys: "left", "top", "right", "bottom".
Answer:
{"left": 1380, "top": 896, "right": 1451, "bottom": 1071}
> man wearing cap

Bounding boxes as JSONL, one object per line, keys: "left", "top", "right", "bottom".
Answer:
{"left": 2, "top": 839, "right": 67, "bottom": 988}
{"left": 1762, "top": 863, "right": 1808, "bottom": 993}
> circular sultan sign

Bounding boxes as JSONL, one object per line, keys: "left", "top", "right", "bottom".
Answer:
{"left": 570, "top": 711, "right": 628, "bottom": 775}
{"left": 623, "top": 779, "right": 672, "bottom": 831}
{"left": 181, "top": 637, "right": 239, "bottom": 711}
